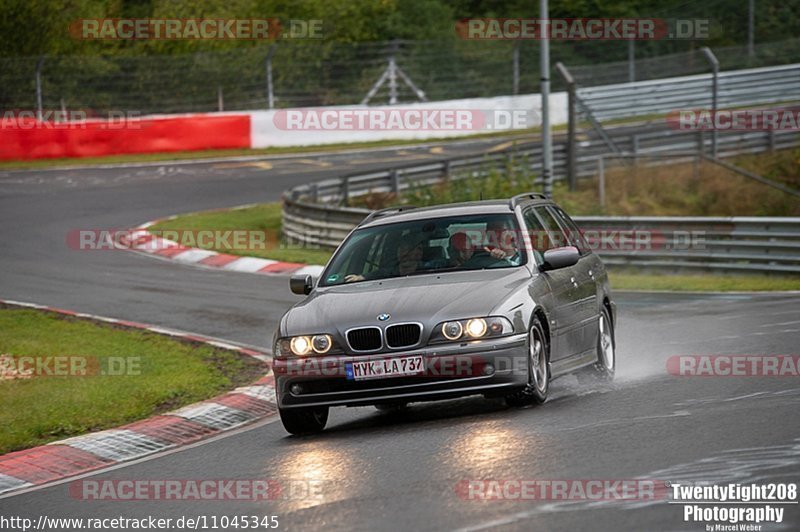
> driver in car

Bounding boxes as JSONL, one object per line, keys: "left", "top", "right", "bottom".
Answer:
{"left": 447, "top": 232, "right": 475, "bottom": 267}
{"left": 461, "top": 220, "right": 521, "bottom": 268}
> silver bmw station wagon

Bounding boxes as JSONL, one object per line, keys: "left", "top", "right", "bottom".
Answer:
{"left": 273, "top": 193, "right": 616, "bottom": 435}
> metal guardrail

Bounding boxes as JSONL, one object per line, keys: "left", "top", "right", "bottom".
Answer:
{"left": 576, "top": 63, "right": 800, "bottom": 122}
{"left": 281, "top": 114, "right": 800, "bottom": 275}
{"left": 284, "top": 196, "right": 800, "bottom": 274}
{"left": 283, "top": 122, "right": 799, "bottom": 210}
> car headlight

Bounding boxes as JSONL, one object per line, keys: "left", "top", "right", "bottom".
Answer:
{"left": 290, "top": 336, "right": 313, "bottom": 356}
{"left": 442, "top": 321, "right": 463, "bottom": 340}
{"left": 465, "top": 318, "right": 488, "bottom": 338}
{"left": 276, "top": 334, "right": 339, "bottom": 357}
{"left": 431, "top": 316, "right": 513, "bottom": 343}
{"left": 311, "top": 334, "right": 332, "bottom": 354}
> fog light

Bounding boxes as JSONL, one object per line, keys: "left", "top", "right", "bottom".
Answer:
{"left": 290, "top": 384, "right": 303, "bottom": 395}
{"left": 483, "top": 363, "right": 495, "bottom": 376}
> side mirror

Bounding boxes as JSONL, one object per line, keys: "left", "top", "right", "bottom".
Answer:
{"left": 290, "top": 274, "right": 314, "bottom": 295}
{"left": 540, "top": 246, "right": 580, "bottom": 272}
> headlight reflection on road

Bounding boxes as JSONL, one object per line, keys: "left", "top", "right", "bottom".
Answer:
{"left": 268, "top": 446, "right": 354, "bottom": 511}
{"left": 448, "top": 423, "right": 551, "bottom": 473}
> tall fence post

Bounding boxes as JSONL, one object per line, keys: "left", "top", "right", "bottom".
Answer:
{"left": 217, "top": 85, "right": 224, "bottom": 112}
{"left": 748, "top": 0, "right": 755, "bottom": 59}
{"left": 35, "top": 56, "right": 45, "bottom": 121}
{"left": 700, "top": 47, "right": 719, "bottom": 158}
{"left": 555, "top": 62, "right": 577, "bottom": 191}
{"left": 265, "top": 44, "right": 277, "bottom": 109}
{"left": 627, "top": 40, "right": 635, "bottom": 82}
{"left": 512, "top": 43, "right": 520, "bottom": 95}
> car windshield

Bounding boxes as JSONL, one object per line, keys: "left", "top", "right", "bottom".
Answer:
{"left": 319, "top": 213, "right": 526, "bottom": 286}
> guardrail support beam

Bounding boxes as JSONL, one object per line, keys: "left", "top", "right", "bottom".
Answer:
{"left": 555, "top": 62, "right": 577, "bottom": 191}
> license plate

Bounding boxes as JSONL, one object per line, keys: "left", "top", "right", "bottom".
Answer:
{"left": 346, "top": 355, "right": 424, "bottom": 381}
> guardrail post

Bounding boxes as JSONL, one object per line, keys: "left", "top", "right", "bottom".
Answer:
{"left": 597, "top": 157, "right": 605, "bottom": 208}
{"left": 390, "top": 169, "right": 400, "bottom": 197}
{"left": 555, "top": 62, "right": 577, "bottom": 191}
{"left": 443, "top": 160, "right": 451, "bottom": 179}
{"left": 700, "top": 47, "right": 719, "bottom": 158}
{"left": 309, "top": 183, "right": 319, "bottom": 203}
{"left": 341, "top": 177, "right": 350, "bottom": 206}
{"left": 768, "top": 129, "right": 776, "bottom": 152}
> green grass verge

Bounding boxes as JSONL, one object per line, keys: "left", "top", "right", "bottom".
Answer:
{"left": 0, "top": 308, "right": 264, "bottom": 454}
{"left": 151, "top": 203, "right": 334, "bottom": 266}
{"left": 609, "top": 272, "right": 800, "bottom": 292}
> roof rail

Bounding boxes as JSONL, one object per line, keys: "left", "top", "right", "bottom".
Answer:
{"left": 509, "top": 192, "right": 548, "bottom": 209}
{"left": 359, "top": 205, "right": 417, "bottom": 226}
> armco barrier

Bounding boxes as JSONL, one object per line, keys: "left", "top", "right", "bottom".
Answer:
{"left": 283, "top": 196, "right": 800, "bottom": 274}
{"left": 281, "top": 121, "right": 800, "bottom": 274}
{"left": 281, "top": 122, "right": 800, "bottom": 210}
{"left": 577, "top": 63, "right": 800, "bottom": 122}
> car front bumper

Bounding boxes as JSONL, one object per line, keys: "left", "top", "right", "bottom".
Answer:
{"left": 274, "top": 333, "right": 529, "bottom": 409}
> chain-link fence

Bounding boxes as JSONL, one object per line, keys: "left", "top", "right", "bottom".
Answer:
{"left": 1, "top": 38, "right": 799, "bottom": 116}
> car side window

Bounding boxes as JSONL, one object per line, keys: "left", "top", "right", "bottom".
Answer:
{"left": 532, "top": 207, "right": 569, "bottom": 250}
{"left": 549, "top": 206, "right": 590, "bottom": 255}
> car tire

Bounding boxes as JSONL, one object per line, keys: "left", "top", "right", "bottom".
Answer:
{"left": 505, "top": 316, "right": 549, "bottom": 406}
{"left": 579, "top": 306, "right": 615, "bottom": 383}
{"left": 279, "top": 406, "right": 329, "bottom": 435}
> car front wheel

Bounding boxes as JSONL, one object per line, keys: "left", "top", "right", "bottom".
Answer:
{"left": 279, "top": 406, "right": 329, "bottom": 435}
{"left": 505, "top": 317, "right": 549, "bottom": 406}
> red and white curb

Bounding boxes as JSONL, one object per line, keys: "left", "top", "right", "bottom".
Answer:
{"left": 0, "top": 300, "right": 277, "bottom": 496}
{"left": 121, "top": 215, "right": 324, "bottom": 277}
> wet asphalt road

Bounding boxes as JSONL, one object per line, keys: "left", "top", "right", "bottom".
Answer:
{"left": 0, "top": 136, "right": 798, "bottom": 531}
